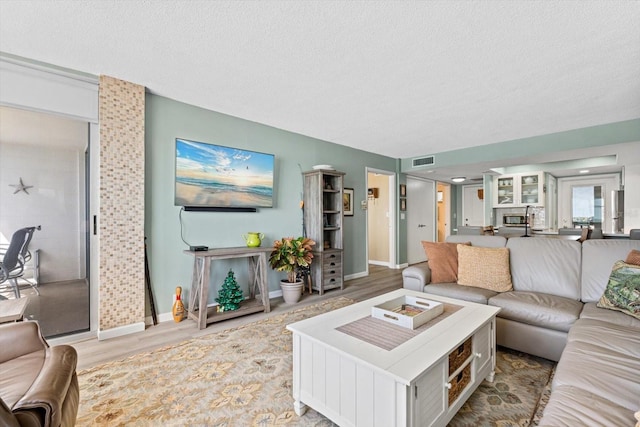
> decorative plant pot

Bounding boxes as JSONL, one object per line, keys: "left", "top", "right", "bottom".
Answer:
{"left": 280, "top": 280, "right": 303, "bottom": 304}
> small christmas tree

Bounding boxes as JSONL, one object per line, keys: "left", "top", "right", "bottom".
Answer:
{"left": 216, "top": 269, "right": 244, "bottom": 311}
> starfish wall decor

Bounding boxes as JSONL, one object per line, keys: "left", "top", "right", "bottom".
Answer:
{"left": 9, "top": 177, "right": 34, "bottom": 194}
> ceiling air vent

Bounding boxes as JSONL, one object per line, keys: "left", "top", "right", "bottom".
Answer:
{"left": 412, "top": 156, "right": 435, "bottom": 167}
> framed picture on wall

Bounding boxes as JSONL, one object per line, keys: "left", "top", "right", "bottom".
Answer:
{"left": 343, "top": 188, "right": 354, "bottom": 216}
{"left": 400, "top": 184, "right": 407, "bottom": 197}
{"left": 400, "top": 198, "right": 407, "bottom": 211}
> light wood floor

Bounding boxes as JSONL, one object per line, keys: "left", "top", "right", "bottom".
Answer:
{"left": 70, "top": 264, "right": 415, "bottom": 370}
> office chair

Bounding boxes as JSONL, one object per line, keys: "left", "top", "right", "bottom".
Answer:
{"left": 0, "top": 227, "right": 38, "bottom": 299}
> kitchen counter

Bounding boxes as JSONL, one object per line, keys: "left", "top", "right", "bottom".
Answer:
{"left": 493, "top": 228, "right": 630, "bottom": 239}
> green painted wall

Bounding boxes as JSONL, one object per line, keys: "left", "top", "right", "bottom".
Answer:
{"left": 401, "top": 119, "right": 640, "bottom": 172}
{"left": 145, "top": 94, "right": 396, "bottom": 314}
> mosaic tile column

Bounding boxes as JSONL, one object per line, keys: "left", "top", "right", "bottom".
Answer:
{"left": 98, "top": 75, "right": 145, "bottom": 332}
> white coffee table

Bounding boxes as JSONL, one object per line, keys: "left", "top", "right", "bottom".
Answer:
{"left": 287, "top": 289, "right": 501, "bottom": 427}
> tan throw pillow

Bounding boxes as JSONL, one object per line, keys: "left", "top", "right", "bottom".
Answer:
{"left": 597, "top": 260, "right": 640, "bottom": 320}
{"left": 457, "top": 245, "right": 513, "bottom": 292}
{"left": 421, "top": 241, "right": 470, "bottom": 283}
{"left": 625, "top": 249, "right": 640, "bottom": 266}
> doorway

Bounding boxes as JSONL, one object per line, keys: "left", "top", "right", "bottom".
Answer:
{"left": 436, "top": 183, "right": 451, "bottom": 242}
{"left": 366, "top": 168, "right": 396, "bottom": 271}
{"left": 0, "top": 106, "right": 91, "bottom": 337}
{"left": 406, "top": 176, "right": 436, "bottom": 264}
{"left": 558, "top": 174, "right": 620, "bottom": 232}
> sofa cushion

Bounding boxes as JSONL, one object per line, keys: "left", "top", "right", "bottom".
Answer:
{"left": 626, "top": 249, "right": 640, "bottom": 265}
{"left": 565, "top": 318, "right": 640, "bottom": 358}
{"left": 424, "top": 283, "right": 497, "bottom": 304}
{"left": 506, "top": 237, "right": 582, "bottom": 299}
{"left": 581, "top": 239, "right": 640, "bottom": 303}
{"left": 488, "top": 291, "right": 582, "bottom": 332}
{"left": 552, "top": 318, "right": 640, "bottom": 411}
{"left": 0, "top": 398, "right": 20, "bottom": 427}
{"left": 538, "top": 385, "right": 636, "bottom": 427}
{"left": 457, "top": 245, "right": 513, "bottom": 292}
{"left": 0, "top": 351, "right": 44, "bottom": 408}
{"left": 597, "top": 260, "right": 640, "bottom": 320}
{"left": 421, "top": 241, "right": 469, "bottom": 283}
{"left": 580, "top": 302, "right": 640, "bottom": 329}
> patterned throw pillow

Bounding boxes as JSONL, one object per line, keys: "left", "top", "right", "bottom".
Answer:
{"left": 421, "top": 241, "right": 470, "bottom": 283}
{"left": 597, "top": 260, "right": 640, "bottom": 320}
{"left": 457, "top": 245, "right": 513, "bottom": 292}
{"left": 625, "top": 249, "right": 640, "bottom": 266}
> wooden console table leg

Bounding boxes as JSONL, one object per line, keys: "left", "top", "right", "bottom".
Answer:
{"left": 188, "top": 257, "right": 201, "bottom": 320}
{"left": 258, "top": 252, "right": 270, "bottom": 312}
{"left": 248, "top": 256, "right": 257, "bottom": 300}
{"left": 198, "top": 257, "right": 211, "bottom": 329}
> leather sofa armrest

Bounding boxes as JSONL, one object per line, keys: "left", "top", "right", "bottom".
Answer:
{"left": 14, "top": 345, "right": 77, "bottom": 427}
{"left": 0, "top": 322, "right": 48, "bottom": 364}
{"left": 1, "top": 397, "right": 20, "bottom": 427}
{"left": 402, "top": 265, "right": 431, "bottom": 292}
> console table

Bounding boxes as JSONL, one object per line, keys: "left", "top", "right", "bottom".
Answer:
{"left": 185, "top": 247, "right": 271, "bottom": 329}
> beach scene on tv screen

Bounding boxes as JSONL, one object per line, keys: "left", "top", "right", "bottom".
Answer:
{"left": 175, "top": 138, "right": 274, "bottom": 207}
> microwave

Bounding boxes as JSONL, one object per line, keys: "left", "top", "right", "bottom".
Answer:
{"left": 503, "top": 214, "right": 526, "bottom": 226}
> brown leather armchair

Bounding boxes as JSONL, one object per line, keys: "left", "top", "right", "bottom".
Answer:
{"left": 0, "top": 321, "right": 78, "bottom": 427}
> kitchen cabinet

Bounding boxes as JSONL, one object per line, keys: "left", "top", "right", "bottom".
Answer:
{"left": 493, "top": 172, "right": 544, "bottom": 208}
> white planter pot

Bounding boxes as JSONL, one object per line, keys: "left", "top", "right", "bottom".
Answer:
{"left": 280, "top": 280, "right": 303, "bottom": 304}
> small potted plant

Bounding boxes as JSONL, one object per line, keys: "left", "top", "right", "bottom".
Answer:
{"left": 269, "top": 236, "right": 316, "bottom": 303}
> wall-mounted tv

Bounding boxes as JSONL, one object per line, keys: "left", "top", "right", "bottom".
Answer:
{"left": 175, "top": 138, "right": 274, "bottom": 209}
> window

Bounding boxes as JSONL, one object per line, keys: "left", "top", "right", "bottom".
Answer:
{"left": 558, "top": 174, "right": 619, "bottom": 232}
{"left": 571, "top": 185, "right": 603, "bottom": 228}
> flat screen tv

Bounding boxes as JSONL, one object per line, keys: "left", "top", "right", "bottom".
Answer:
{"left": 175, "top": 138, "right": 274, "bottom": 209}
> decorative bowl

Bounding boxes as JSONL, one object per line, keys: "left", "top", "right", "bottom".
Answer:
{"left": 312, "top": 164, "right": 334, "bottom": 170}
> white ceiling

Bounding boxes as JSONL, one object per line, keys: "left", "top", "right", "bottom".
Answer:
{"left": 0, "top": 1, "right": 638, "bottom": 162}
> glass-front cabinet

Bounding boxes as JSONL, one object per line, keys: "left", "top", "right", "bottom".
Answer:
{"left": 520, "top": 173, "right": 542, "bottom": 206}
{"left": 493, "top": 172, "right": 544, "bottom": 208}
{"left": 495, "top": 175, "right": 517, "bottom": 207}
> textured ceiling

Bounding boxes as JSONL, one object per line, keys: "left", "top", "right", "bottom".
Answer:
{"left": 0, "top": 1, "right": 638, "bottom": 160}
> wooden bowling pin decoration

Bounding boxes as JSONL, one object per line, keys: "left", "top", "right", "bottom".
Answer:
{"left": 172, "top": 286, "right": 185, "bottom": 323}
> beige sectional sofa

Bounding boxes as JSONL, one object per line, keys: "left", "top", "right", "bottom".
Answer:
{"left": 402, "top": 236, "right": 640, "bottom": 426}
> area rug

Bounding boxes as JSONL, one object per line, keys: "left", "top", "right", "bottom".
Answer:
{"left": 450, "top": 349, "right": 555, "bottom": 427}
{"left": 77, "top": 297, "right": 554, "bottom": 426}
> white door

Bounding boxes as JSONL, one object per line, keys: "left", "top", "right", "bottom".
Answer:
{"left": 462, "top": 184, "right": 484, "bottom": 226}
{"left": 407, "top": 176, "right": 435, "bottom": 264}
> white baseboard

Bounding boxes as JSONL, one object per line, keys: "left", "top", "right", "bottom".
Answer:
{"left": 48, "top": 330, "right": 96, "bottom": 346}
{"left": 97, "top": 321, "right": 145, "bottom": 341}
{"left": 368, "top": 261, "right": 408, "bottom": 269}
{"left": 345, "top": 271, "right": 368, "bottom": 281}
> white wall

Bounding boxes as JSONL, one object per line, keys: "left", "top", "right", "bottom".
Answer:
{"left": 624, "top": 164, "right": 640, "bottom": 232}
{"left": 0, "top": 142, "right": 86, "bottom": 282}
